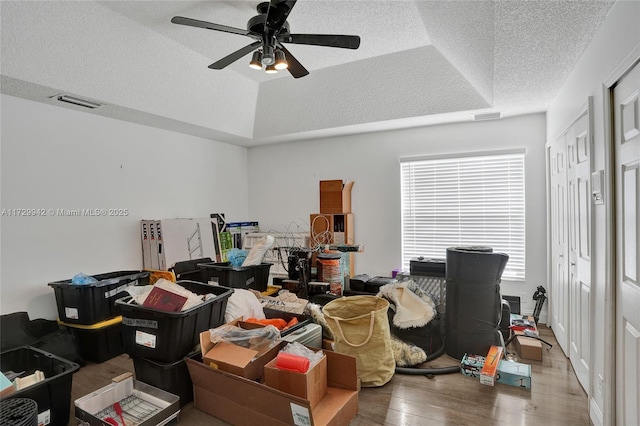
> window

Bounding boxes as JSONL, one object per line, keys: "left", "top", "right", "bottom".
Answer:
{"left": 401, "top": 150, "right": 525, "bottom": 281}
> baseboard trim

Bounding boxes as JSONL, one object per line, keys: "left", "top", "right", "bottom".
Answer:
{"left": 590, "top": 397, "right": 604, "bottom": 426}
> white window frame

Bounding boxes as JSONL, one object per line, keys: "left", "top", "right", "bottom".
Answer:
{"left": 400, "top": 149, "right": 526, "bottom": 281}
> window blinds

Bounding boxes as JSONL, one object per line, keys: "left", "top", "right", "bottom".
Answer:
{"left": 401, "top": 151, "right": 525, "bottom": 281}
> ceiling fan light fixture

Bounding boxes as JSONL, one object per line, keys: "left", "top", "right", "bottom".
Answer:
{"left": 262, "top": 45, "right": 275, "bottom": 65}
{"left": 274, "top": 50, "right": 288, "bottom": 70}
{"left": 249, "top": 50, "right": 263, "bottom": 69}
{"left": 265, "top": 64, "right": 278, "bottom": 74}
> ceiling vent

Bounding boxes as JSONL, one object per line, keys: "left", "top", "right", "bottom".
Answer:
{"left": 51, "top": 94, "right": 102, "bottom": 109}
{"left": 474, "top": 112, "right": 501, "bottom": 121}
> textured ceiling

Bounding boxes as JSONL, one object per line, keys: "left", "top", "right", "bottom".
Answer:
{"left": 0, "top": 0, "right": 615, "bottom": 147}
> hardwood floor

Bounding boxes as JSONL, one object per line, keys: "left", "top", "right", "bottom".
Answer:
{"left": 69, "top": 325, "right": 590, "bottom": 425}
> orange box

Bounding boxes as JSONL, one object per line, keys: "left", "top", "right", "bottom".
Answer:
{"left": 480, "top": 345, "right": 503, "bottom": 386}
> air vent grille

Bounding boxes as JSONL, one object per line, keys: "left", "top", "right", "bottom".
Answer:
{"left": 51, "top": 94, "right": 102, "bottom": 109}
{"left": 474, "top": 112, "right": 501, "bottom": 121}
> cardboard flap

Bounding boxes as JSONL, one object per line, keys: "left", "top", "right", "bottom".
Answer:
{"left": 206, "top": 341, "right": 258, "bottom": 367}
{"left": 325, "top": 350, "right": 358, "bottom": 390}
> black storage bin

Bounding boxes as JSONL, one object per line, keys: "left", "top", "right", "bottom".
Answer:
{"left": 59, "top": 316, "right": 124, "bottom": 363}
{"left": 132, "top": 354, "right": 194, "bottom": 407}
{"left": 409, "top": 257, "right": 446, "bottom": 277}
{"left": 444, "top": 247, "right": 509, "bottom": 360}
{"left": 48, "top": 271, "right": 150, "bottom": 325}
{"left": 364, "top": 276, "right": 397, "bottom": 294}
{"left": 0, "top": 398, "right": 38, "bottom": 426}
{"left": 171, "top": 257, "right": 212, "bottom": 282}
{"left": 198, "top": 262, "right": 272, "bottom": 291}
{"left": 115, "top": 281, "right": 233, "bottom": 362}
{"left": 0, "top": 346, "right": 80, "bottom": 426}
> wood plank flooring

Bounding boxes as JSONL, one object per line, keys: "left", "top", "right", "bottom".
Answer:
{"left": 69, "top": 325, "right": 590, "bottom": 425}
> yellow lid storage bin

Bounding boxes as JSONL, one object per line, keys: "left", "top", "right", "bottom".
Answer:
{"left": 59, "top": 316, "right": 124, "bottom": 363}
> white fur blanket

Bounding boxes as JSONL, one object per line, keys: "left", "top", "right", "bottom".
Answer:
{"left": 377, "top": 280, "right": 436, "bottom": 329}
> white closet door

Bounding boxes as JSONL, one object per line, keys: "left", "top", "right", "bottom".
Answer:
{"left": 614, "top": 60, "right": 640, "bottom": 426}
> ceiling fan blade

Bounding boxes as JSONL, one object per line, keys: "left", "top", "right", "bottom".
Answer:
{"left": 208, "top": 41, "right": 262, "bottom": 69}
{"left": 282, "top": 34, "right": 361, "bottom": 49}
{"left": 278, "top": 44, "right": 309, "bottom": 79}
{"left": 266, "top": 0, "right": 297, "bottom": 33}
{"left": 171, "top": 16, "right": 253, "bottom": 38}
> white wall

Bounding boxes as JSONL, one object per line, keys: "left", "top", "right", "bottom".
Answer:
{"left": 0, "top": 94, "right": 249, "bottom": 320}
{"left": 546, "top": 1, "right": 640, "bottom": 424}
{"left": 247, "top": 113, "right": 547, "bottom": 319}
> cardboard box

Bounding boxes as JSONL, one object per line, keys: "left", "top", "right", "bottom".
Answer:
{"left": 259, "top": 291, "right": 308, "bottom": 314}
{"left": 460, "top": 353, "right": 485, "bottom": 378}
{"left": 264, "top": 351, "right": 328, "bottom": 409}
{"left": 320, "top": 180, "right": 353, "bottom": 214}
{"left": 497, "top": 360, "right": 532, "bottom": 389}
{"left": 480, "top": 345, "right": 503, "bottom": 386}
{"left": 185, "top": 348, "right": 359, "bottom": 426}
{"left": 514, "top": 335, "right": 543, "bottom": 361}
{"left": 199, "top": 324, "right": 284, "bottom": 381}
{"left": 310, "top": 213, "right": 354, "bottom": 246}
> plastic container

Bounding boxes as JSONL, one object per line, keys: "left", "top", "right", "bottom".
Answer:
{"left": 48, "top": 270, "right": 150, "bottom": 325}
{"left": 0, "top": 398, "right": 38, "bottom": 426}
{"left": 198, "top": 262, "right": 272, "bottom": 291}
{"left": 317, "top": 253, "right": 342, "bottom": 296}
{"left": 0, "top": 346, "right": 80, "bottom": 426}
{"left": 170, "top": 257, "right": 212, "bottom": 282}
{"left": 115, "top": 281, "right": 233, "bottom": 362}
{"left": 59, "top": 316, "right": 124, "bottom": 363}
{"left": 74, "top": 372, "right": 179, "bottom": 426}
{"left": 132, "top": 353, "right": 195, "bottom": 407}
{"left": 282, "top": 323, "right": 323, "bottom": 348}
{"left": 263, "top": 307, "right": 311, "bottom": 337}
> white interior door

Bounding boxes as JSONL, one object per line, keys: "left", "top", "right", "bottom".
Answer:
{"left": 566, "top": 103, "right": 592, "bottom": 392}
{"left": 548, "top": 135, "right": 569, "bottom": 355}
{"left": 614, "top": 60, "right": 640, "bottom": 426}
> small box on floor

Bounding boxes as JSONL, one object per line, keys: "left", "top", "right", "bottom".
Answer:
{"left": 460, "top": 353, "right": 485, "bottom": 378}
{"left": 497, "top": 359, "right": 532, "bottom": 389}
{"left": 480, "top": 345, "right": 503, "bottom": 386}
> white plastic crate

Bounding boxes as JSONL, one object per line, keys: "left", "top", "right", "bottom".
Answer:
{"left": 243, "top": 232, "right": 310, "bottom": 282}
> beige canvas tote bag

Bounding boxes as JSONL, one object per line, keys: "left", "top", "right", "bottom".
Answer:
{"left": 322, "top": 296, "right": 395, "bottom": 387}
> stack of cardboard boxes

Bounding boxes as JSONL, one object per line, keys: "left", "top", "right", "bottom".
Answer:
{"left": 310, "top": 181, "right": 355, "bottom": 292}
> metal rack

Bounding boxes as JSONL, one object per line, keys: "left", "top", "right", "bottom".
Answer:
{"left": 94, "top": 395, "right": 160, "bottom": 425}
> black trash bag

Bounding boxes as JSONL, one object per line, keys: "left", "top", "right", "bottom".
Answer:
{"left": 0, "top": 312, "right": 85, "bottom": 366}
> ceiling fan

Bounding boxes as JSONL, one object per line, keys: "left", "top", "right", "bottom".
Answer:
{"left": 171, "top": 0, "right": 361, "bottom": 78}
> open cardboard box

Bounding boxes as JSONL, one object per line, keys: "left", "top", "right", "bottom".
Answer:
{"left": 185, "top": 348, "right": 359, "bottom": 426}
{"left": 320, "top": 180, "right": 353, "bottom": 214}
{"left": 199, "top": 320, "right": 284, "bottom": 381}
